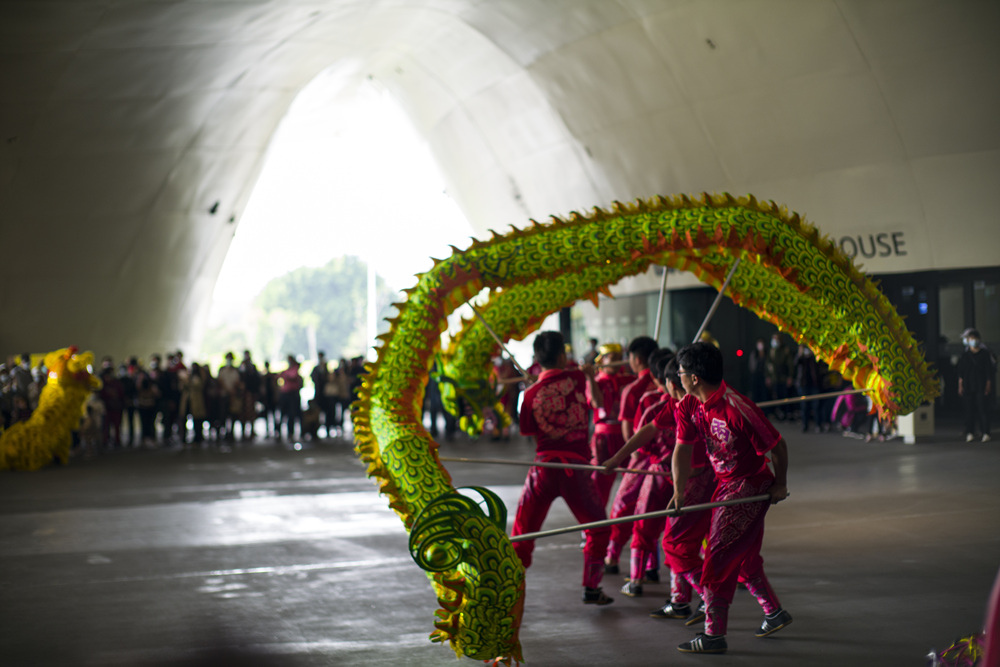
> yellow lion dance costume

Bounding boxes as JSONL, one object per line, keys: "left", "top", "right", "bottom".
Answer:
{"left": 1, "top": 347, "right": 100, "bottom": 471}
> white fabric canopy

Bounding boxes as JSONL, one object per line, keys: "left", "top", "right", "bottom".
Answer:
{"left": 1, "top": 0, "right": 997, "bottom": 355}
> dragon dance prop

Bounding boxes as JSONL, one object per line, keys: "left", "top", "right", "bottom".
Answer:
{"left": 1, "top": 347, "right": 101, "bottom": 471}
{"left": 927, "top": 633, "right": 984, "bottom": 666}
{"left": 352, "top": 192, "right": 939, "bottom": 665}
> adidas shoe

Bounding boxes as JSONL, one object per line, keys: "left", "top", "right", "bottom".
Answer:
{"left": 983, "top": 434, "right": 992, "bottom": 443}
{"left": 755, "top": 608, "right": 793, "bottom": 637}
{"left": 966, "top": 433, "right": 975, "bottom": 442}
{"left": 604, "top": 562, "right": 620, "bottom": 575}
{"left": 644, "top": 568, "right": 660, "bottom": 583}
{"left": 678, "top": 633, "right": 727, "bottom": 654}
{"left": 650, "top": 601, "right": 691, "bottom": 619}
{"left": 583, "top": 587, "right": 614, "bottom": 605}
{"left": 685, "top": 600, "right": 707, "bottom": 626}
{"left": 621, "top": 581, "right": 643, "bottom": 597}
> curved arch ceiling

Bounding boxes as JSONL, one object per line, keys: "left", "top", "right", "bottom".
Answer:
{"left": 1, "top": 0, "right": 998, "bottom": 357}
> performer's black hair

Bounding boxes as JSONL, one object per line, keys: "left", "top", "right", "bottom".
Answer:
{"left": 676, "top": 342, "right": 724, "bottom": 384}
{"left": 533, "top": 331, "right": 565, "bottom": 368}
{"left": 626, "top": 336, "right": 659, "bottom": 365}
{"left": 662, "top": 356, "right": 682, "bottom": 388}
{"left": 648, "top": 348, "right": 674, "bottom": 383}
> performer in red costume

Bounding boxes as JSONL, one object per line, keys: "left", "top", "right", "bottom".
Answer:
{"left": 511, "top": 330, "right": 614, "bottom": 605}
{"left": 602, "top": 350, "right": 673, "bottom": 595}
{"left": 669, "top": 342, "right": 791, "bottom": 654}
{"left": 604, "top": 336, "right": 662, "bottom": 574}
{"left": 604, "top": 356, "right": 716, "bottom": 622}
{"left": 586, "top": 343, "right": 634, "bottom": 506}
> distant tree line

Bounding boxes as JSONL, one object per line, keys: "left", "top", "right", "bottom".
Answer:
{"left": 202, "top": 255, "right": 398, "bottom": 363}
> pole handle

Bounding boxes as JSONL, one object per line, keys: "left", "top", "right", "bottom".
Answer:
{"left": 439, "top": 455, "right": 670, "bottom": 477}
{"left": 510, "top": 493, "right": 777, "bottom": 542}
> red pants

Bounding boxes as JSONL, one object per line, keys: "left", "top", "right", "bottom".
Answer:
{"left": 631, "top": 464, "right": 715, "bottom": 603}
{"left": 511, "top": 463, "right": 611, "bottom": 588}
{"left": 590, "top": 423, "right": 625, "bottom": 506}
{"left": 701, "top": 474, "right": 780, "bottom": 636}
{"left": 606, "top": 452, "right": 653, "bottom": 565}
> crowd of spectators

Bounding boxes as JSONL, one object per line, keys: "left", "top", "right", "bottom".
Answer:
{"left": 1, "top": 354, "right": 44, "bottom": 428}
{"left": 0, "top": 351, "right": 369, "bottom": 455}
{"left": 745, "top": 333, "right": 904, "bottom": 440}
{"left": 6, "top": 330, "right": 993, "bottom": 456}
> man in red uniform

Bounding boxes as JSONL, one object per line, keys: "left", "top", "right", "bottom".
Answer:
{"left": 602, "top": 350, "right": 673, "bottom": 595}
{"left": 604, "top": 336, "right": 661, "bottom": 574}
{"left": 670, "top": 342, "right": 791, "bottom": 654}
{"left": 511, "top": 330, "right": 613, "bottom": 605}
{"left": 587, "top": 343, "right": 634, "bottom": 506}
{"left": 605, "top": 356, "right": 715, "bottom": 621}
{"left": 620, "top": 336, "right": 660, "bottom": 442}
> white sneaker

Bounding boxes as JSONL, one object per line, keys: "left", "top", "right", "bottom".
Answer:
{"left": 983, "top": 434, "right": 992, "bottom": 443}
{"left": 966, "top": 433, "right": 975, "bottom": 442}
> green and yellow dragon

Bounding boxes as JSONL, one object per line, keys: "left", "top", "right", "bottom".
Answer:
{"left": 352, "top": 193, "right": 938, "bottom": 664}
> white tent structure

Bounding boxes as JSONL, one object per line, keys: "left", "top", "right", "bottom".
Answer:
{"left": 1, "top": 0, "right": 998, "bottom": 357}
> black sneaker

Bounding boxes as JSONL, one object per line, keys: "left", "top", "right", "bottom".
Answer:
{"left": 686, "top": 600, "right": 707, "bottom": 626}
{"left": 755, "top": 608, "right": 793, "bottom": 637}
{"left": 583, "top": 587, "right": 614, "bottom": 605}
{"left": 650, "top": 601, "right": 691, "bottom": 619}
{"left": 678, "top": 633, "right": 727, "bottom": 654}
{"left": 644, "top": 568, "right": 660, "bottom": 583}
{"left": 604, "top": 562, "right": 619, "bottom": 575}
{"left": 621, "top": 581, "right": 643, "bottom": 597}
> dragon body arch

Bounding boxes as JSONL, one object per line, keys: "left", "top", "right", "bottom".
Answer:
{"left": 353, "top": 193, "right": 938, "bottom": 664}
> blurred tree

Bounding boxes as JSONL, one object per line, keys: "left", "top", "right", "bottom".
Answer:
{"left": 203, "top": 256, "right": 398, "bottom": 364}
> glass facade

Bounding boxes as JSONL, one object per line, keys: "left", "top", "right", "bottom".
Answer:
{"left": 973, "top": 280, "right": 1000, "bottom": 346}
{"left": 567, "top": 267, "right": 1000, "bottom": 416}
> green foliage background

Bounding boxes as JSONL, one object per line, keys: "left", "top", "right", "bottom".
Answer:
{"left": 202, "top": 256, "right": 398, "bottom": 364}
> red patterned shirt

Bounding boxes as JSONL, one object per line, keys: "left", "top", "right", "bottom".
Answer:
{"left": 520, "top": 368, "right": 591, "bottom": 458}
{"left": 670, "top": 381, "right": 780, "bottom": 483}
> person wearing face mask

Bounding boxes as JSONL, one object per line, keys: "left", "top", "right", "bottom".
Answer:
{"left": 1, "top": 369, "right": 12, "bottom": 428}
{"left": 957, "top": 328, "right": 995, "bottom": 443}
{"left": 794, "top": 345, "right": 823, "bottom": 433}
{"left": 10, "top": 353, "right": 33, "bottom": 401}
{"left": 765, "top": 334, "right": 794, "bottom": 420}
{"left": 747, "top": 338, "right": 769, "bottom": 405}
{"left": 135, "top": 358, "right": 160, "bottom": 447}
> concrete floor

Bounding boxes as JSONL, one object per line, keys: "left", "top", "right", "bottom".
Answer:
{"left": 2, "top": 419, "right": 998, "bottom": 666}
